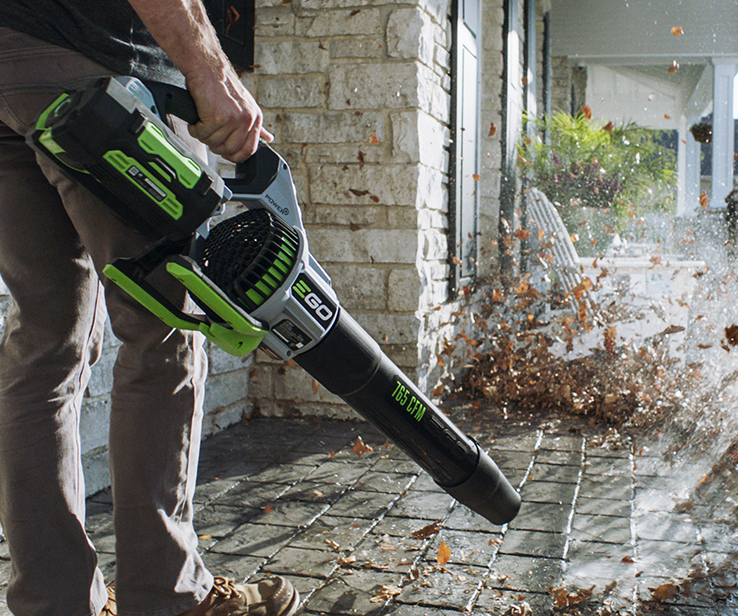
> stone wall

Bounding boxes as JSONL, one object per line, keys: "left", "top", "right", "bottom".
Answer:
{"left": 245, "top": 0, "right": 468, "bottom": 417}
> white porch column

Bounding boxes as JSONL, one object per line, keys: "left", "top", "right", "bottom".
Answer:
{"left": 678, "top": 114, "right": 703, "bottom": 217}
{"left": 709, "top": 56, "right": 738, "bottom": 209}
{"left": 682, "top": 115, "right": 702, "bottom": 217}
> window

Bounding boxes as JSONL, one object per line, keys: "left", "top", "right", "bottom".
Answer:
{"left": 203, "top": 0, "right": 256, "bottom": 73}
{"left": 449, "top": 0, "right": 481, "bottom": 293}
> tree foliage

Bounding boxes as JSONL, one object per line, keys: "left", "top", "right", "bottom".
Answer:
{"left": 518, "top": 112, "right": 677, "bottom": 216}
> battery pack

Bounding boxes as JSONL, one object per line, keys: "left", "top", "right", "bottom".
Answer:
{"left": 28, "top": 76, "right": 228, "bottom": 242}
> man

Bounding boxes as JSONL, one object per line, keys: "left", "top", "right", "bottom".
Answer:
{"left": 0, "top": 1, "right": 298, "bottom": 615}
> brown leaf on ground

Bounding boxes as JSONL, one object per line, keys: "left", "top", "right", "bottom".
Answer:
{"left": 352, "top": 436, "right": 374, "bottom": 458}
{"left": 550, "top": 585, "right": 594, "bottom": 609}
{"left": 650, "top": 582, "right": 679, "bottom": 601}
{"left": 411, "top": 520, "right": 443, "bottom": 539}
{"left": 369, "top": 585, "right": 402, "bottom": 603}
{"left": 437, "top": 540, "right": 451, "bottom": 565}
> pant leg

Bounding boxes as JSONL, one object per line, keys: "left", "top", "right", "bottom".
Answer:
{"left": 0, "top": 27, "right": 211, "bottom": 616}
{"left": 0, "top": 121, "right": 109, "bottom": 616}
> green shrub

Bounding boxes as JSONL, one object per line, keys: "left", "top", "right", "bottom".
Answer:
{"left": 518, "top": 112, "right": 677, "bottom": 218}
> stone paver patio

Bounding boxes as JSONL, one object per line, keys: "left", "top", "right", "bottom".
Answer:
{"left": 2, "top": 405, "right": 738, "bottom": 615}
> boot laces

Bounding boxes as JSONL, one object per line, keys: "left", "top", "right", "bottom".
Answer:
{"left": 211, "top": 576, "right": 241, "bottom": 601}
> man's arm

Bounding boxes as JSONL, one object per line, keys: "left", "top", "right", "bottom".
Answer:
{"left": 126, "top": 0, "right": 273, "bottom": 162}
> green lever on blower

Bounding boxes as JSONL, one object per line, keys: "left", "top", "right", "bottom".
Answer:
{"left": 28, "top": 76, "right": 521, "bottom": 526}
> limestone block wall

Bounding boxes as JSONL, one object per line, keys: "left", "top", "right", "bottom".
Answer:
{"left": 244, "top": 0, "right": 463, "bottom": 417}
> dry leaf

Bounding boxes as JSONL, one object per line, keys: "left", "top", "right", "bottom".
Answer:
{"left": 263, "top": 503, "right": 273, "bottom": 514}
{"left": 369, "top": 131, "right": 380, "bottom": 144}
{"left": 473, "top": 173, "right": 480, "bottom": 181}
{"left": 671, "top": 26, "right": 684, "bottom": 35}
{"left": 370, "top": 585, "right": 402, "bottom": 603}
{"left": 437, "top": 540, "right": 451, "bottom": 565}
{"left": 312, "top": 379, "right": 320, "bottom": 395}
{"left": 514, "top": 229, "right": 532, "bottom": 241}
{"left": 667, "top": 60, "right": 679, "bottom": 73}
{"left": 550, "top": 586, "right": 594, "bottom": 608}
{"left": 651, "top": 582, "right": 678, "bottom": 601}
{"left": 604, "top": 326, "right": 617, "bottom": 354}
{"left": 700, "top": 191, "right": 709, "bottom": 208}
{"left": 488, "top": 122, "right": 497, "bottom": 137}
{"left": 581, "top": 104, "right": 592, "bottom": 119}
{"left": 603, "top": 120, "right": 614, "bottom": 132}
{"left": 725, "top": 325, "right": 738, "bottom": 346}
{"left": 352, "top": 436, "right": 374, "bottom": 458}
{"left": 411, "top": 520, "right": 442, "bottom": 539}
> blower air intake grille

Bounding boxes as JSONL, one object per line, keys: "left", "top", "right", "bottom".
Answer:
{"left": 200, "top": 208, "right": 299, "bottom": 312}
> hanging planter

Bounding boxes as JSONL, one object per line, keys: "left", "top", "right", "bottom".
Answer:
{"left": 690, "top": 122, "right": 712, "bottom": 144}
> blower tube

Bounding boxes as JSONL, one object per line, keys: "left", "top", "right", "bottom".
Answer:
{"left": 295, "top": 310, "right": 521, "bottom": 525}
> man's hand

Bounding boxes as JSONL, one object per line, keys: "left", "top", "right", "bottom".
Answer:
{"left": 185, "top": 70, "right": 274, "bottom": 163}
{"left": 127, "top": 0, "right": 273, "bottom": 162}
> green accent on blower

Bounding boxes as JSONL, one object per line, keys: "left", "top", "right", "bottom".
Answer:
{"left": 236, "top": 240, "right": 298, "bottom": 310}
{"left": 165, "top": 261, "right": 267, "bottom": 355}
{"left": 390, "top": 379, "right": 427, "bottom": 422}
{"left": 103, "top": 150, "right": 184, "bottom": 220}
{"left": 137, "top": 122, "right": 202, "bottom": 189}
{"left": 103, "top": 262, "right": 266, "bottom": 357}
{"left": 35, "top": 93, "right": 70, "bottom": 130}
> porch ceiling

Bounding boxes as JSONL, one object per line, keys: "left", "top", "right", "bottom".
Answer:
{"left": 551, "top": 0, "right": 736, "bottom": 127}
{"left": 551, "top": 0, "right": 738, "bottom": 64}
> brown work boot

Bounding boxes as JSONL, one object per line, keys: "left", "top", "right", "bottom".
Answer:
{"left": 181, "top": 576, "right": 299, "bottom": 616}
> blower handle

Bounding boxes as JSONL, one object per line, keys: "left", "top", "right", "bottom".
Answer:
{"left": 142, "top": 80, "right": 200, "bottom": 125}
{"left": 142, "top": 80, "right": 265, "bottom": 188}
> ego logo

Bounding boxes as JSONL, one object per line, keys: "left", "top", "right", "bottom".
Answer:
{"left": 292, "top": 276, "right": 335, "bottom": 323}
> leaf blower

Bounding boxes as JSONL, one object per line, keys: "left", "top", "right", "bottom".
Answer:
{"left": 27, "top": 76, "right": 521, "bottom": 525}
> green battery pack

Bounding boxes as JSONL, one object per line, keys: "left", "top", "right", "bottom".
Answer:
{"left": 28, "top": 76, "right": 228, "bottom": 242}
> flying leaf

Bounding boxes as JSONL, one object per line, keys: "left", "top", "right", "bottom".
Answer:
{"left": 488, "top": 122, "right": 497, "bottom": 137}
{"left": 671, "top": 26, "right": 684, "bottom": 35}
{"left": 604, "top": 326, "right": 617, "bottom": 354}
{"left": 437, "top": 540, "right": 451, "bottom": 565}
{"left": 667, "top": 60, "right": 679, "bottom": 74}
{"left": 725, "top": 325, "right": 738, "bottom": 346}
{"left": 603, "top": 120, "right": 614, "bottom": 132}
{"left": 369, "top": 131, "right": 380, "bottom": 144}
{"left": 581, "top": 105, "right": 592, "bottom": 120}
{"left": 699, "top": 191, "right": 709, "bottom": 208}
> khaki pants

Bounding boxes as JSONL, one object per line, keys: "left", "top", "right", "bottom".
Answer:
{"left": 0, "top": 27, "right": 212, "bottom": 616}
